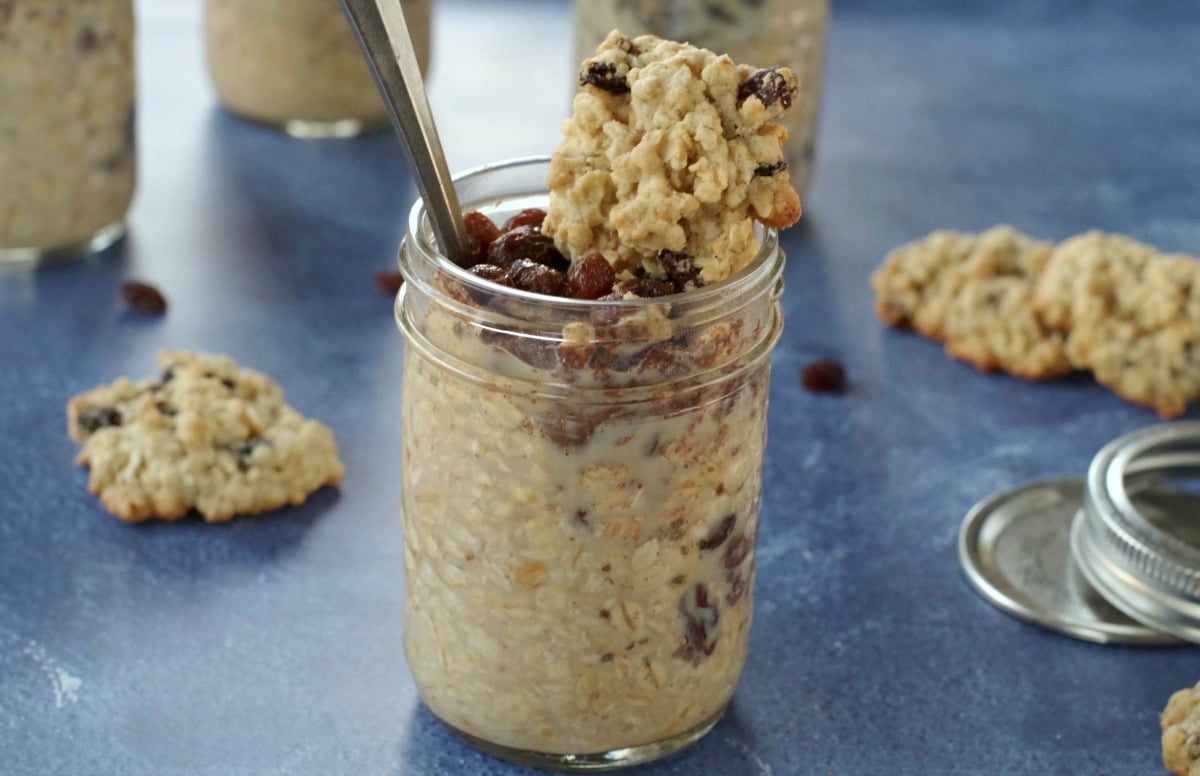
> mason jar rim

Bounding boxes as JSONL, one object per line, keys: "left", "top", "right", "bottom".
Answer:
{"left": 400, "top": 156, "right": 784, "bottom": 322}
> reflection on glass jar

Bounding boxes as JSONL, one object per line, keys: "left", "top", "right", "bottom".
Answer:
{"left": 0, "top": 0, "right": 136, "bottom": 263}
{"left": 395, "top": 158, "right": 783, "bottom": 770}
{"left": 203, "top": 0, "right": 432, "bottom": 138}
{"left": 573, "top": 0, "right": 828, "bottom": 197}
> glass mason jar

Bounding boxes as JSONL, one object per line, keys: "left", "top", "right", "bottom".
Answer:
{"left": 395, "top": 158, "right": 784, "bottom": 769}
{"left": 0, "top": 0, "right": 136, "bottom": 263}
{"left": 203, "top": 0, "right": 432, "bottom": 139}
{"left": 573, "top": 0, "right": 828, "bottom": 197}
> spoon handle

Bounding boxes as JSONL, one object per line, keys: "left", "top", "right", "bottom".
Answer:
{"left": 339, "top": 0, "right": 471, "bottom": 266}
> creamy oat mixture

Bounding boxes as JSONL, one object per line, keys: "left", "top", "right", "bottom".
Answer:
{"left": 204, "top": 0, "right": 431, "bottom": 131}
{"left": 573, "top": 0, "right": 828, "bottom": 194}
{"left": 0, "top": 0, "right": 136, "bottom": 253}
{"left": 400, "top": 263, "right": 774, "bottom": 753}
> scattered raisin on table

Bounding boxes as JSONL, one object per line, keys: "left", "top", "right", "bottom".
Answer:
{"left": 801, "top": 359, "right": 847, "bottom": 393}
{"left": 120, "top": 280, "right": 167, "bottom": 315}
{"left": 374, "top": 271, "right": 404, "bottom": 295}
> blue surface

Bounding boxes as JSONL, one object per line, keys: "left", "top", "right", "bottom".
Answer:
{"left": 2, "top": 1, "right": 1198, "bottom": 774}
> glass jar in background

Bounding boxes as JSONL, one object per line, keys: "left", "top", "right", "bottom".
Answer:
{"left": 573, "top": 0, "right": 828, "bottom": 197}
{"left": 395, "top": 158, "right": 784, "bottom": 769}
{"left": 0, "top": 1, "right": 136, "bottom": 263}
{"left": 203, "top": 0, "right": 432, "bottom": 139}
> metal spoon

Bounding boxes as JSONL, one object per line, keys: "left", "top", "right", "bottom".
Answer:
{"left": 338, "top": 0, "right": 470, "bottom": 266}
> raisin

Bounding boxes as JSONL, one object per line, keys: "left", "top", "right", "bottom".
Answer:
{"left": 120, "top": 280, "right": 167, "bottom": 315}
{"left": 698, "top": 514, "right": 736, "bottom": 552}
{"left": 232, "top": 438, "right": 271, "bottom": 471}
{"left": 753, "top": 160, "right": 789, "bottom": 178}
{"left": 726, "top": 572, "right": 748, "bottom": 606}
{"left": 374, "top": 270, "right": 404, "bottom": 295}
{"left": 488, "top": 226, "right": 568, "bottom": 272}
{"left": 77, "top": 406, "right": 121, "bottom": 433}
{"left": 801, "top": 359, "right": 847, "bottom": 393}
{"left": 580, "top": 61, "right": 629, "bottom": 95}
{"left": 507, "top": 259, "right": 567, "bottom": 297}
{"left": 463, "top": 210, "right": 501, "bottom": 266}
{"left": 738, "top": 67, "right": 796, "bottom": 110}
{"left": 482, "top": 328, "right": 556, "bottom": 369}
{"left": 615, "top": 278, "right": 678, "bottom": 298}
{"left": 76, "top": 26, "right": 98, "bottom": 54}
{"left": 557, "top": 341, "right": 592, "bottom": 369}
{"left": 467, "top": 263, "right": 510, "bottom": 285}
{"left": 677, "top": 583, "right": 720, "bottom": 660}
{"left": 659, "top": 250, "right": 700, "bottom": 287}
{"left": 540, "top": 415, "right": 600, "bottom": 448}
{"left": 152, "top": 367, "right": 176, "bottom": 391}
{"left": 724, "top": 534, "right": 751, "bottom": 569}
{"left": 502, "top": 208, "right": 547, "bottom": 232}
{"left": 566, "top": 253, "right": 617, "bottom": 299}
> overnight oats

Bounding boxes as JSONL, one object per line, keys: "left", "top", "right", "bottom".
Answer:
{"left": 203, "top": 0, "right": 431, "bottom": 138}
{"left": 573, "top": 0, "right": 828, "bottom": 195}
{"left": 395, "top": 34, "right": 802, "bottom": 769}
{"left": 0, "top": 0, "right": 136, "bottom": 262}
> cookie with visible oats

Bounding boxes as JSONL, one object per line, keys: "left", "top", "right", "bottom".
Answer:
{"left": 1163, "top": 681, "right": 1200, "bottom": 776}
{"left": 1033, "top": 231, "right": 1200, "bottom": 418}
{"left": 66, "top": 351, "right": 343, "bottom": 522}
{"left": 543, "top": 30, "right": 802, "bottom": 289}
{"left": 871, "top": 226, "right": 1071, "bottom": 380}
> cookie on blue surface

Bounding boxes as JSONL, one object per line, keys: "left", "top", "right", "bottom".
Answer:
{"left": 66, "top": 350, "right": 343, "bottom": 522}
{"left": 1162, "top": 680, "right": 1200, "bottom": 776}
{"left": 1033, "top": 231, "right": 1200, "bottom": 418}
{"left": 871, "top": 225, "right": 1072, "bottom": 380}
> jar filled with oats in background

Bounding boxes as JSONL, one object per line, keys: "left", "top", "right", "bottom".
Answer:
{"left": 0, "top": 1, "right": 136, "bottom": 263}
{"left": 396, "top": 158, "right": 783, "bottom": 770}
{"left": 573, "top": 0, "right": 828, "bottom": 196}
{"left": 203, "top": 0, "right": 431, "bottom": 138}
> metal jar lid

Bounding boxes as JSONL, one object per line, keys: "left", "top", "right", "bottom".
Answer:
{"left": 1071, "top": 421, "right": 1200, "bottom": 644}
{"left": 959, "top": 421, "right": 1200, "bottom": 646}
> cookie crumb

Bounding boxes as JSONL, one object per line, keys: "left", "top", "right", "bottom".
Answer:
{"left": 801, "top": 359, "right": 846, "bottom": 393}
{"left": 120, "top": 280, "right": 167, "bottom": 315}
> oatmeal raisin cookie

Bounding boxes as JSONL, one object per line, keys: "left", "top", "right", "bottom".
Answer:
{"left": 871, "top": 226, "right": 1071, "bottom": 380}
{"left": 543, "top": 30, "right": 802, "bottom": 288}
{"left": 67, "top": 350, "right": 344, "bottom": 522}
{"left": 1033, "top": 231, "right": 1200, "bottom": 418}
{"left": 1163, "top": 681, "right": 1200, "bottom": 776}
